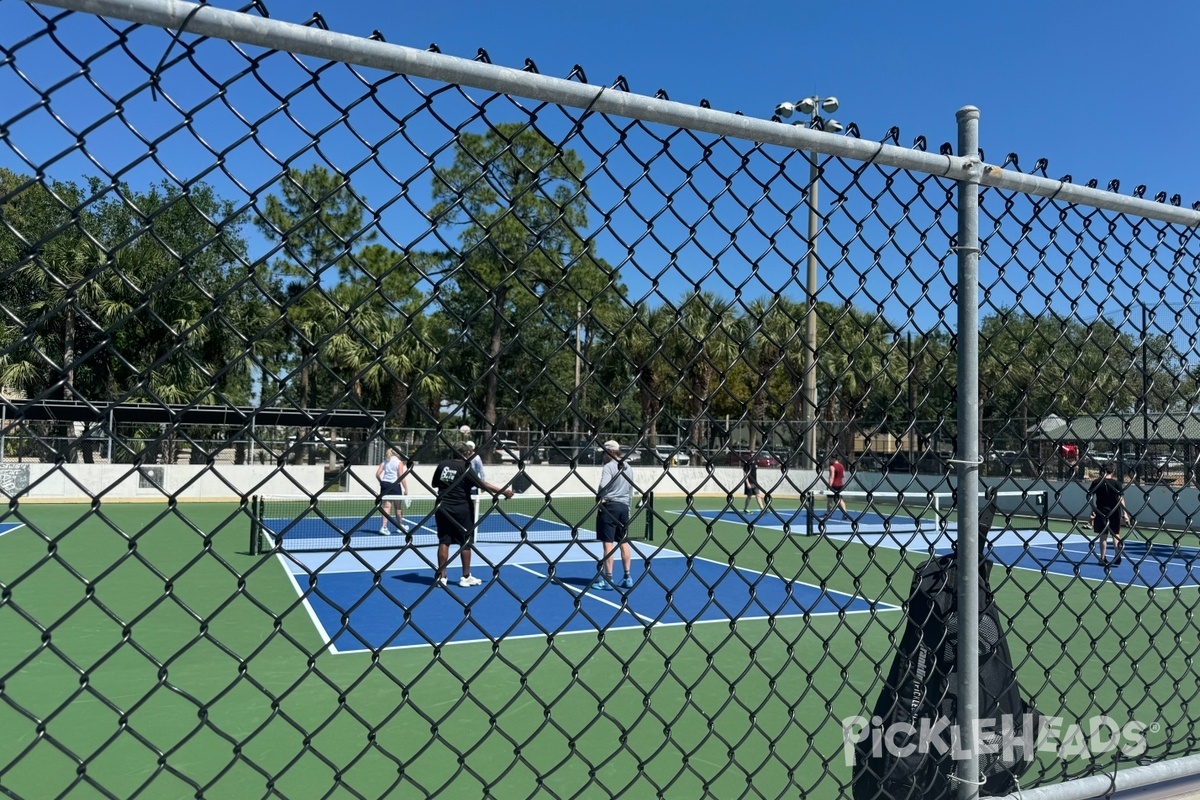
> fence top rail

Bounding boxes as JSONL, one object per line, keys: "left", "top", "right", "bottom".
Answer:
{"left": 30, "top": 0, "right": 1200, "bottom": 229}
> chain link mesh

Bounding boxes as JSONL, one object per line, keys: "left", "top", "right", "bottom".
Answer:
{"left": 3, "top": 1, "right": 1200, "bottom": 797}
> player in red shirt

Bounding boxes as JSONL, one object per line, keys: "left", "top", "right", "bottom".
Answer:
{"left": 827, "top": 455, "right": 849, "bottom": 518}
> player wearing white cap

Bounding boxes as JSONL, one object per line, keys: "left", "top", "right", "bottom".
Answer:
{"left": 595, "top": 440, "right": 636, "bottom": 591}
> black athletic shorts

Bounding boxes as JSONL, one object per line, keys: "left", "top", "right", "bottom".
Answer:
{"left": 597, "top": 502, "right": 629, "bottom": 543}
{"left": 435, "top": 505, "right": 474, "bottom": 546}
{"left": 1093, "top": 509, "right": 1122, "bottom": 537}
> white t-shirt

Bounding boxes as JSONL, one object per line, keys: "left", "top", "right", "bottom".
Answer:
{"left": 379, "top": 455, "right": 401, "bottom": 484}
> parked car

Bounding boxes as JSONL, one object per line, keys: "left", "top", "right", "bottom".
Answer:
{"left": 486, "top": 438, "right": 546, "bottom": 463}
{"left": 855, "top": 453, "right": 905, "bottom": 472}
{"left": 545, "top": 440, "right": 596, "bottom": 465}
{"left": 546, "top": 439, "right": 644, "bottom": 465}
{"left": 727, "top": 450, "right": 781, "bottom": 469}
{"left": 858, "top": 451, "right": 952, "bottom": 474}
{"left": 654, "top": 444, "right": 691, "bottom": 466}
{"left": 1123, "top": 454, "right": 1185, "bottom": 481}
{"left": 495, "top": 439, "right": 521, "bottom": 463}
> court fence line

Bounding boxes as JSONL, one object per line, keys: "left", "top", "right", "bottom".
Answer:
{"left": 29, "top": 0, "right": 1200, "bottom": 229}
{"left": 4, "top": 1, "right": 1200, "bottom": 798}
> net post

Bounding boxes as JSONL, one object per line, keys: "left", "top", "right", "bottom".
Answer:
{"left": 251, "top": 495, "right": 263, "bottom": 555}
{"left": 805, "top": 491, "right": 814, "bottom": 537}
{"left": 644, "top": 492, "right": 654, "bottom": 541}
{"left": 248, "top": 494, "right": 256, "bottom": 555}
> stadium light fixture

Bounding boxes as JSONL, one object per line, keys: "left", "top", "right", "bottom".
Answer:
{"left": 775, "top": 95, "right": 842, "bottom": 472}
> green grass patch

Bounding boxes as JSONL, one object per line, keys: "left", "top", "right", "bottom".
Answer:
{"left": 1, "top": 497, "right": 1195, "bottom": 797}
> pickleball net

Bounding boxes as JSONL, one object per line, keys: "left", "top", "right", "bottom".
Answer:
{"left": 250, "top": 493, "right": 653, "bottom": 552}
{"left": 782, "top": 488, "right": 1048, "bottom": 536}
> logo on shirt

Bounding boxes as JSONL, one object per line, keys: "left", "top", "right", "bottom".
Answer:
{"left": 437, "top": 465, "right": 460, "bottom": 484}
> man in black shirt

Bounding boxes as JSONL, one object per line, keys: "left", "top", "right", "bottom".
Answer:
{"left": 433, "top": 440, "right": 513, "bottom": 588}
{"left": 742, "top": 457, "right": 764, "bottom": 514}
{"left": 1088, "top": 461, "right": 1129, "bottom": 567}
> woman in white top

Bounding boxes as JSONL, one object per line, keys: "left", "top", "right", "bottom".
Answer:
{"left": 375, "top": 448, "right": 409, "bottom": 535}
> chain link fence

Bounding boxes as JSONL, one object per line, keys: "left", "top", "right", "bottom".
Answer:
{"left": 4, "top": 1, "right": 1200, "bottom": 797}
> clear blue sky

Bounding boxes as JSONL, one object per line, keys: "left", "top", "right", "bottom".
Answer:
{"left": 266, "top": 0, "right": 1200, "bottom": 331}
{"left": 4, "top": 0, "right": 1199, "bottom": 326}
{"left": 318, "top": 0, "right": 1199, "bottom": 205}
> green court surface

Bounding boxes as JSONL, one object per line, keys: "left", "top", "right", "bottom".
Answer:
{"left": 1, "top": 496, "right": 1195, "bottom": 798}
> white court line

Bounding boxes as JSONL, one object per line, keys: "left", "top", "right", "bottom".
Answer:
{"left": 986, "top": 541, "right": 1200, "bottom": 588}
{"left": 282, "top": 538, "right": 681, "bottom": 575}
{"left": 1025, "top": 542, "right": 1092, "bottom": 554}
{"left": 278, "top": 562, "right": 342, "bottom": 655}
{"left": 510, "top": 562, "right": 659, "bottom": 625}
{"left": 273, "top": 537, "right": 895, "bottom": 654}
{"left": 0, "top": 522, "right": 27, "bottom": 538}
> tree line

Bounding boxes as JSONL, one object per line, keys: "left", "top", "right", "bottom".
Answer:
{"left": 2, "top": 123, "right": 1193, "bottom": 462}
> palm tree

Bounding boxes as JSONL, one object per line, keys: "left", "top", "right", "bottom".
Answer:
{"left": 323, "top": 281, "right": 444, "bottom": 418}
{"left": 15, "top": 237, "right": 103, "bottom": 402}
{"left": 818, "top": 303, "right": 895, "bottom": 458}
{"left": 670, "top": 291, "right": 740, "bottom": 454}
{"left": 742, "top": 297, "right": 807, "bottom": 452}
{"left": 617, "top": 305, "right": 678, "bottom": 446}
{"left": 14, "top": 234, "right": 120, "bottom": 460}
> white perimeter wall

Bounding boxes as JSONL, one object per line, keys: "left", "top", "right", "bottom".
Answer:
{"left": 1, "top": 463, "right": 326, "bottom": 501}
{"left": 1, "top": 462, "right": 819, "bottom": 502}
{"left": 348, "top": 464, "right": 818, "bottom": 500}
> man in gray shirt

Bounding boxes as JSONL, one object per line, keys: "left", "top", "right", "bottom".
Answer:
{"left": 595, "top": 439, "right": 636, "bottom": 590}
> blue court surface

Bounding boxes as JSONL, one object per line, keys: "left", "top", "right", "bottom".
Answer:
{"left": 0, "top": 522, "right": 24, "bottom": 537}
{"left": 264, "top": 511, "right": 442, "bottom": 546}
{"left": 704, "top": 508, "right": 1200, "bottom": 589}
{"left": 688, "top": 506, "right": 948, "bottom": 551}
{"left": 262, "top": 500, "right": 602, "bottom": 549}
{"left": 869, "top": 528, "right": 1200, "bottom": 590}
{"left": 983, "top": 535, "right": 1200, "bottom": 588}
{"left": 281, "top": 542, "right": 895, "bottom": 653}
{"left": 690, "top": 506, "right": 932, "bottom": 535}
{"left": 263, "top": 511, "right": 564, "bottom": 548}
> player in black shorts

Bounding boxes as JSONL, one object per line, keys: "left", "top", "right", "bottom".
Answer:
{"left": 741, "top": 457, "right": 765, "bottom": 514}
{"left": 432, "top": 440, "right": 513, "bottom": 588}
{"left": 1088, "top": 461, "right": 1129, "bottom": 567}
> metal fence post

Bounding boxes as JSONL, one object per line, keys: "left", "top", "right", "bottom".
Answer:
{"left": 955, "top": 105, "right": 983, "bottom": 800}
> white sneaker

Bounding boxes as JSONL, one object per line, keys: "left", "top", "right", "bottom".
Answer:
{"left": 435, "top": 576, "right": 448, "bottom": 588}
{"left": 379, "top": 527, "right": 391, "bottom": 536}
{"left": 458, "top": 575, "right": 483, "bottom": 587}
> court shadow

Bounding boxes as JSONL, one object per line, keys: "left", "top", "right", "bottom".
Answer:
{"left": 394, "top": 572, "right": 438, "bottom": 585}
{"left": 1122, "top": 541, "right": 1198, "bottom": 564}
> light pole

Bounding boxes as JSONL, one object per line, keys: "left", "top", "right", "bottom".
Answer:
{"left": 573, "top": 300, "right": 584, "bottom": 437}
{"left": 775, "top": 96, "right": 842, "bottom": 471}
